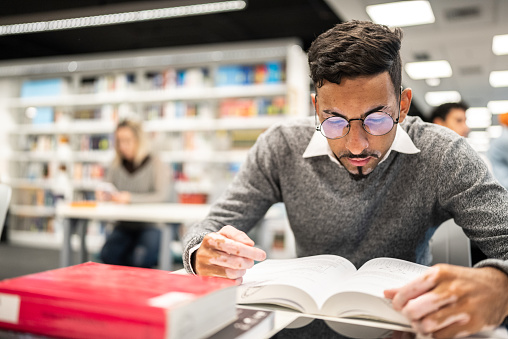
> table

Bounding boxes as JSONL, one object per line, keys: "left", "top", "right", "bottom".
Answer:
{"left": 55, "top": 202, "right": 211, "bottom": 271}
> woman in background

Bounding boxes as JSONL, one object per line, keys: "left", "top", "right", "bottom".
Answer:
{"left": 97, "top": 119, "right": 170, "bottom": 268}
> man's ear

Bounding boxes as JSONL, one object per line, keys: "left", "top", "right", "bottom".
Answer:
{"left": 398, "top": 88, "right": 412, "bottom": 123}
{"left": 311, "top": 93, "right": 317, "bottom": 110}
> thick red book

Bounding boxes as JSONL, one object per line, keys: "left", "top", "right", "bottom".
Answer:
{"left": 0, "top": 262, "right": 237, "bottom": 339}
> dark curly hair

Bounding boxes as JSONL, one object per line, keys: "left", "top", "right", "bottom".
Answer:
{"left": 430, "top": 102, "right": 469, "bottom": 122}
{"left": 308, "top": 20, "right": 403, "bottom": 98}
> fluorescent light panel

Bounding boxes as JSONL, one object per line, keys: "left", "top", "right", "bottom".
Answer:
{"left": 487, "top": 100, "right": 508, "bottom": 114}
{"left": 489, "top": 70, "right": 508, "bottom": 87}
{"left": 0, "top": 1, "right": 246, "bottom": 36}
{"left": 405, "top": 60, "right": 452, "bottom": 80}
{"left": 466, "top": 107, "right": 492, "bottom": 129}
{"left": 366, "top": 1, "right": 435, "bottom": 27}
{"left": 493, "top": 34, "right": 508, "bottom": 56}
{"left": 425, "top": 91, "right": 461, "bottom": 107}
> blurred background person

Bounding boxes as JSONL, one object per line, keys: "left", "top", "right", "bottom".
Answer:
{"left": 488, "top": 112, "right": 508, "bottom": 190}
{"left": 96, "top": 119, "right": 170, "bottom": 268}
{"left": 430, "top": 102, "right": 470, "bottom": 137}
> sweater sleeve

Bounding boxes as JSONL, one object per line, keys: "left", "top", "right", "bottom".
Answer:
{"left": 129, "top": 156, "right": 170, "bottom": 203}
{"left": 182, "top": 128, "right": 283, "bottom": 273}
{"left": 436, "top": 137, "right": 508, "bottom": 261}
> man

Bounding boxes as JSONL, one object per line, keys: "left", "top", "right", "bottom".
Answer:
{"left": 488, "top": 112, "right": 508, "bottom": 189}
{"left": 430, "top": 102, "right": 470, "bottom": 137}
{"left": 183, "top": 21, "right": 508, "bottom": 338}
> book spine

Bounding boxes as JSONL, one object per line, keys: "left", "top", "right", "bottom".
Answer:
{"left": 0, "top": 297, "right": 165, "bottom": 339}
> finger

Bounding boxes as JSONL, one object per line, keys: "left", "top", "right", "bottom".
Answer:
{"left": 219, "top": 225, "right": 255, "bottom": 246}
{"left": 205, "top": 233, "right": 266, "bottom": 261}
{"left": 384, "top": 287, "right": 400, "bottom": 299}
{"left": 208, "top": 251, "right": 255, "bottom": 270}
{"left": 414, "top": 312, "right": 470, "bottom": 337}
{"left": 391, "top": 267, "right": 440, "bottom": 310}
{"left": 402, "top": 291, "right": 458, "bottom": 320}
{"left": 195, "top": 261, "right": 246, "bottom": 280}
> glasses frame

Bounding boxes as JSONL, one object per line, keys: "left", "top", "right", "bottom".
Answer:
{"left": 315, "top": 87, "right": 403, "bottom": 140}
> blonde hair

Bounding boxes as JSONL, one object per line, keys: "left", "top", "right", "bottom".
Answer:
{"left": 113, "top": 119, "right": 150, "bottom": 166}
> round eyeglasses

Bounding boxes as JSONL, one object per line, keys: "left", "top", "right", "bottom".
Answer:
{"left": 316, "top": 111, "right": 399, "bottom": 139}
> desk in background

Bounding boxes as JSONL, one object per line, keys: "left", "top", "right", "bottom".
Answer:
{"left": 55, "top": 202, "right": 211, "bottom": 271}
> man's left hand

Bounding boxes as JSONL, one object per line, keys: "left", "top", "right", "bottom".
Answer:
{"left": 384, "top": 264, "right": 508, "bottom": 338}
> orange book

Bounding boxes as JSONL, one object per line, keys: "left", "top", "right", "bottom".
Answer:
{"left": 0, "top": 262, "right": 237, "bottom": 339}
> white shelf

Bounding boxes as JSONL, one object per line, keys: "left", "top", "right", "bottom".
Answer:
{"left": 6, "top": 178, "right": 107, "bottom": 191}
{"left": 9, "top": 150, "right": 114, "bottom": 162}
{"left": 159, "top": 150, "right": 248, "bottom": 163}
{"left": 8, "top": 83, "right": 287, "bottom": 108}
{"left": 144, "top": 116, "right": 289, "bottom": 132}
{"left": 9, "top": 204, "right": 56, "bottom": 217}
{"left": 12, "top": 121, "right": 116, "bottom": 135}
{"left": 11, "top": 116, "right": 290, "bottom": 135}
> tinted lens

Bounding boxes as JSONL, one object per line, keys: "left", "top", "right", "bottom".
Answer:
{"left": 363, "top": 112, "right": 394, "bottom": 136}
{"left": 321, "top": 117, "right": 349, "bottom": 139}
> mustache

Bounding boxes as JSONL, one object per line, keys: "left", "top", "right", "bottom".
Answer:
{"left": 338, "top": 152, "right": 381, "bottom": 159}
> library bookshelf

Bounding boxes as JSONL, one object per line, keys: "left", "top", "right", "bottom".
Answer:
{"left": 0, "top": 39, "right": 309, "bottom": 256}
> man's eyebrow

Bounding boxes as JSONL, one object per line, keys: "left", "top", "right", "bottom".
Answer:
{"left": 322, "top": 105, "right": 388, "bottom": 119}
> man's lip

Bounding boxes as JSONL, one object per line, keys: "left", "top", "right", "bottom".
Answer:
{"left": 347, "top": 157, "right": 371, "bottom": 166}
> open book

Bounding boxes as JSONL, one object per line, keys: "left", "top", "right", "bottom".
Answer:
{"left": 237, "top": 255, "right": 429, "bottom": 326}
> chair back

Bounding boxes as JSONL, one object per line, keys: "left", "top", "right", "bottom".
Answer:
{"left": 0, "top": 183, "right": 12, "bottom": 237}
{"left": 430, "top": 219, "right": 471, "bottom": 267}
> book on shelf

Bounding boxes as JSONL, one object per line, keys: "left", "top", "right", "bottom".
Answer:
{"left": 237, "top": 255, "right": 429, "bottom": 327}
{"left": 0, "top": 262, "right": 237, "bottom": 339}
{"left": 207, "top": 307, "right": 275, "bottom": 339}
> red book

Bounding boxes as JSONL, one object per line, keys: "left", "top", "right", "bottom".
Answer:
{"left": 0, "top": 262, "right": 237, "bottom": 339}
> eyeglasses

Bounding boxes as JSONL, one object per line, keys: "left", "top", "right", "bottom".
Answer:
{"left": 315, "top": 90, "right": 402, "bottom": 140}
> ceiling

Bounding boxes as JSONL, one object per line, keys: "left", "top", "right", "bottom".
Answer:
{"left": 0, "top": 0, "right": 338, "bottom": 60}
{"left": 1, "top": 0, "right": 506, "bottom": 120}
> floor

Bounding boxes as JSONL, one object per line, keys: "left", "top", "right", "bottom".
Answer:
{"left": 0, "top": 242, "right": 183, "bottom": 280}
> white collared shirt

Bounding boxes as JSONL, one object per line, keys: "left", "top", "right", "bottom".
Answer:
{"left": 302, "top": 124, "right": 420, "bottom": 166}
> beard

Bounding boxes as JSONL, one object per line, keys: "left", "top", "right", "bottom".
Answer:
{"left": 348, "top": 166, "right": 370, "bottom": 181}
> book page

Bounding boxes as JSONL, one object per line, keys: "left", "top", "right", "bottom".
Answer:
{"left": 238, "top": 255, "right": 357, "bottom": 313}
{"left": 340, "top": 258, "right": 429, "bottom": 298}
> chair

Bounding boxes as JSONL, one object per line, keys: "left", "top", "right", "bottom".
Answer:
{"left": 430, "top": 219, "right": 471, "bottom": 267}
{"left": 0, "top": 183, "right": 12, "bottom": 238}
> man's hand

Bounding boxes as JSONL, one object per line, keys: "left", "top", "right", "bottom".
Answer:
{"left": 194, "top": 225, "right": 266, "bottom": 283}
{"left": 384, "top": 264, "right": 508, "bottom": 338}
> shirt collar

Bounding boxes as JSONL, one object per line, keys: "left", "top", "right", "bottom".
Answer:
{"left": 302, "top": 124, "right": 420, "bottom": 166}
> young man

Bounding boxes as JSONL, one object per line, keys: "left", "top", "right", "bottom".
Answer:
{"left": 183, "top": 21, "right": 508, "bottom": 338}
{"left": 430, "top": 102, "right": 470, "bottom": 137}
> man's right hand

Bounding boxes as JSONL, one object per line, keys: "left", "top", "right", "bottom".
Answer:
{"left": 194, "top": 225, "right": 266, "bottom": 283}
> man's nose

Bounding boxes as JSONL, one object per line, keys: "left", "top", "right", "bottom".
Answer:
{"left": 345, "top": 121, "right": 369, "bottom": 155}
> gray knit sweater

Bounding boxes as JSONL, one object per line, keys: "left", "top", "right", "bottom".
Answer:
{"left": 106, "top": 155, "right": 170, "bottom": 203}
{"left": 183, "top": 116, "right": 508, "bottom": 274}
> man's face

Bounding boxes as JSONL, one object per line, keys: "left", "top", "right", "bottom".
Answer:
{"left": 437, "top": 108, "right": 469, "bottom": 137}
{"left": 313, "top": 72, "right": 411, "bottom": 180}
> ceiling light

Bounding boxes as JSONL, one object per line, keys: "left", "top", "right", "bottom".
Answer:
{"left": 405, "top": 60, "right": 452, "bottom": 80}
{"left": 0, "top": 1, "right": 246, "bottom": 36}
{"left": 487, "top": 100, "right": 508, "bottom": 114}
{"left": 425, "top": 78, "right": 440, "bottom": 87}
{"left": 366, "top": 1, "right": 435, "bottom": 27}
{"left": 493, "top": 34, "right": 508, "bottom": 56}
{"left": 489, "top": 70, "right": 508, "bottom": 87}
{"left": 488, "top": 125, "right": 503, "bottom": 138}
{"left": 466, "top": 107, "right": 491, "bottom": 129}
{"left": 425, "top": 91, "right": 461, "bottom": 106}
